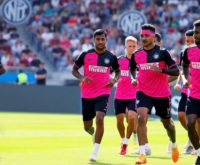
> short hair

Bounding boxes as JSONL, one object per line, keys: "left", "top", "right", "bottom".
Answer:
{"left": 93, "top": 29, "right": 107, "bottom": 38}
{"left": 185, "top": 30, "right": 194, "bottom": 36}
{"left": 155, "top": 33, "right": 162, "bottom": 42}
{"left": 125, "top": 36, "right": 137, "bottom": 44}
{"left": 141, "top": 24, "right": 156, "bottom": 33}
{"left": 193, "top": 20, "right": 200, "bottom": 27}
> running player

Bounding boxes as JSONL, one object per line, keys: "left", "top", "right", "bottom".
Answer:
{"left": 130, "top": 24, "right": 180, "bottom": 164}
{"left": 182, "top": 20, "right": 200, "bottom": 165}
{"left": 72, "top": 29, "right": 120, "bottom": 162}
{"left": 174, "top": 29, "right": 195, "bottom": 154}
{"left": 114, "top": 36, "right": 138, "bottom": 155}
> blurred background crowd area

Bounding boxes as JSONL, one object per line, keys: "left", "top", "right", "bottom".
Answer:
{"left": 0, "top": 0, "right": 200, "bottom": 73}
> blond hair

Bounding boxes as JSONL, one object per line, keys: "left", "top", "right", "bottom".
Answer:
{"left": 125, "top": 36, "right": 137, "bottom": 45}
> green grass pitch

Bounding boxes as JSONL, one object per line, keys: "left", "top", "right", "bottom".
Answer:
{"left": 0, "top": 112, "right": 196, "bottom": 165}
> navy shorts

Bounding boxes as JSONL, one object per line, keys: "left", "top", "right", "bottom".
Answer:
{"left": 136, "top": 91, "right": 171, "bottom": 119}
{"left": 82, "top": 95, "right": 109, "bottom": 121}
{"left": 114, "top": 99, "right": 136, "bottom": 115}
{"left": 186, "top": 97, "right": 200, "bottom": 117}
{"left": 178, "top": 92, "right": 187, "bottom": 112}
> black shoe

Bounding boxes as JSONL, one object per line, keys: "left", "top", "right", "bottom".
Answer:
{"left": 195, "top": 157, "right": 200, "bottom": 165}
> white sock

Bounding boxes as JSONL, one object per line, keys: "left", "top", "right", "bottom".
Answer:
{"left": 139, "top": 145, "right": 146, "bottom": 155}
{"left": 91, "top": 143, "right": 100, "bottom": 155}
{"left": 197, "top": 148, "right": 200, "bottom": 157}
{"left": 145, "top": 143, "right": 150, "bottom": 149}
{"left": 172, "top": 142, "right": 177, "bottom": 148}
{"left": 122, "top": 137, "right": 129, "bottom": 145}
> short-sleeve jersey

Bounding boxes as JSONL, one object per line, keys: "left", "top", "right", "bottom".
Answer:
{"left": 182, "top": 45, "right": 200, "bottom": 99}
{"left": 130, "top": 45, "right": 176, "bottom": 98}
{"left": 75, "top": 49, "right": 119, "bottom": 98}
{"left": 114, "top": 56, "right": 137, "bottom": 99}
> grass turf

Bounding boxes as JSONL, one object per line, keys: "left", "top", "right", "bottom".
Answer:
{"left": 0, "top": 112, "right": 196, "bottom": 165}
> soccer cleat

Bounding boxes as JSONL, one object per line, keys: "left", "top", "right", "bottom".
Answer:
{"left": 183, "top": 145, "right": 193, "bottom": 154}
{"left": 120, "top": 144, "right": 127, "bottom": 155}
{"left": 135, "top": 154, "right": 147, "bottom": 164}
{"left": 132, "top": 147, "right": 151, "bottom": 156}
{"left": 89, "top": 153, "right": 97, "bottom": 162}
{"left": 171, "top": 146, "right": 179, "bottom": 163}
{"left": 195, "top": 156, "right": 200, "bottom": 165}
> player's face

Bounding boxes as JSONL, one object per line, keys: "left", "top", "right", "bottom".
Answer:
{"left": 93, "top": 34, "right": 107, "bottom": 50}
{"left": 194, "top": 26, "right": 200, "bottom": 46}
{"left": 125, "top": 40, "right": 137, "bottom": 55}
{"left": 185, "top": 36, "right": 194, "bottom": 46}
{"left": 140, "top": 34, "right": 154, "bottom": 47}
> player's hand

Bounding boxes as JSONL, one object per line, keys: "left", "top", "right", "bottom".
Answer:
{"left": 174, "top": 84, "right": 181, "bottom": 91}
{"left": 131, "top": 79, "right": 137, "bottom": 86}
{"left": 81, "top": 76, "right": 92, "bottom": 83}
{"left": 150, "top": 66, "right": 162, "bottom": 72}
{"left": 106, "top": 78, "right": 117, "bottom": 88}
{"left": 183, "top": 81, "right": 190, "bottom": 88}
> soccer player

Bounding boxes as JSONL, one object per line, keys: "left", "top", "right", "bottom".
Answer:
{"left": 182, "top": 20, "right": 200, "bottom": 165}
{"left": 72, "top": 29, "right": 120, "bottom": 162}
{"left": 130, "top": 24, "right": 180, "bottom": 164}
{"left": 174, "top": 29, "right": 195, "bottom": 154}
{"left": 114, "top": 36, "right": 138, "bottom": 155}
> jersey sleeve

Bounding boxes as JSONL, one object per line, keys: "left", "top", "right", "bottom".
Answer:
{"left": 163, "top": 49, "right": 176, "bottom": 68}
{"left": 130, "top": 53, "right": 137, "bottom": 70}
{"left": 112, "top": 55, "right": 119, "bottom": 71}
{"left": 74, "top": 52, "right": 86, "bottom": 68}
{"left": 182, "top": 48, "right": 190, "bottom": 64}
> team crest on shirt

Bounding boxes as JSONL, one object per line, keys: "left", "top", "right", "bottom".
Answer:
{"left": 104, "top": 58, "right": 110, "bottom": 64}
{"left": 153, "top": 54, "right": 159, "bottom": 59}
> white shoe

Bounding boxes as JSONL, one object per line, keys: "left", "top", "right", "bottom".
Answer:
{"left": 183, "top": 145, "right": 193, "bottom": 154}
{"left": 89, "top": 153, "right": 97, "bottom": 162}
{"left": 132, "top": 147, "right": 151, "bottom": 155}
{"left": 167, "top": 142, "right": 172, "bottom": 154}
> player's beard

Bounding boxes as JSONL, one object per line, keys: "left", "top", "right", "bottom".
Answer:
{"left": 195, "top": 39, "right": 200, "bottom": 46}
{"left": 96, "top": 45, "right": 106, "bottom": 51}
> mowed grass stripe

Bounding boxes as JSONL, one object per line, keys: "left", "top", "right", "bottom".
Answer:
{"left": 0, "top": 112, "right": 196, "bottom": 165}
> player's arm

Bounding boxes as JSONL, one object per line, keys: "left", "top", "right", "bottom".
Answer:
{"left": 129, "top": 54, "right": 137, "bottom": 85}
{"left": 181, "top": 49, "right": 190, "bottom": 88}
{"left": 0, "top": 63, "right": 6, "bottom": 75}
{"left": 152, "top": 49, "right": 179, "bottom": 76}
{"left": 71, "top": 52, "right": 92, "bottom": 83}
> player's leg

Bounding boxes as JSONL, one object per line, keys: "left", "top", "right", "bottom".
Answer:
{"left": 82, "top": 98, "right": 95, "bottom": 135}
{"left": 89, "top": 95, "right": 109, "bottom": 161}
{"left": 196, "top": 119, "right": 200, "bottom": 138}
{"left": 154, "top": 96, "right": 179, "bottom": 163}
{"left": 135, "top": 91, "right": 152, "bottom": 164}
{"left": 178, "top": 93, "right": 188, "bottom": 129}
{"left": 186, "top": 97, "right": 200, "bottom": 165}
{"left": 114, "top": 99, "right": 127, "bottom": 155}
{"left": 178, "top": 93, "right": 193, "bottom": 154}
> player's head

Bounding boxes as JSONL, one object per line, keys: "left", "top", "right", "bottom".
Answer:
{"left": 140, "top": 24, "right": 156, "bottom": 47}
{"left": 185, "top": 29, "right": 194, "bottom": 46}
{"left": 93, "top": 29, "right": 107, "bottom": 51}
{"left": 193, "top": 20, "right": 200, "bottom": 45}
{"left": 155, "top": 32, "right": 163, "bottom": 46}
{"left": 125, "top": 36, "right": 137, "bottom": 55}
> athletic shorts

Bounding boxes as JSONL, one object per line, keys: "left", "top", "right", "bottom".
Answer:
{"left": 136, "top": 91, "right": 171, "bottom": 119}
{"left": 186, "top": 97, "right": 200, "bottom": 117}
{"left": 82, "top": 95, "right": 109, "bottom": 121}
{"left": 114, "top": 99, "right": 136, "bottom": 115}
{"left": 178, "top": 92, "right": 187, "bottom": 112}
